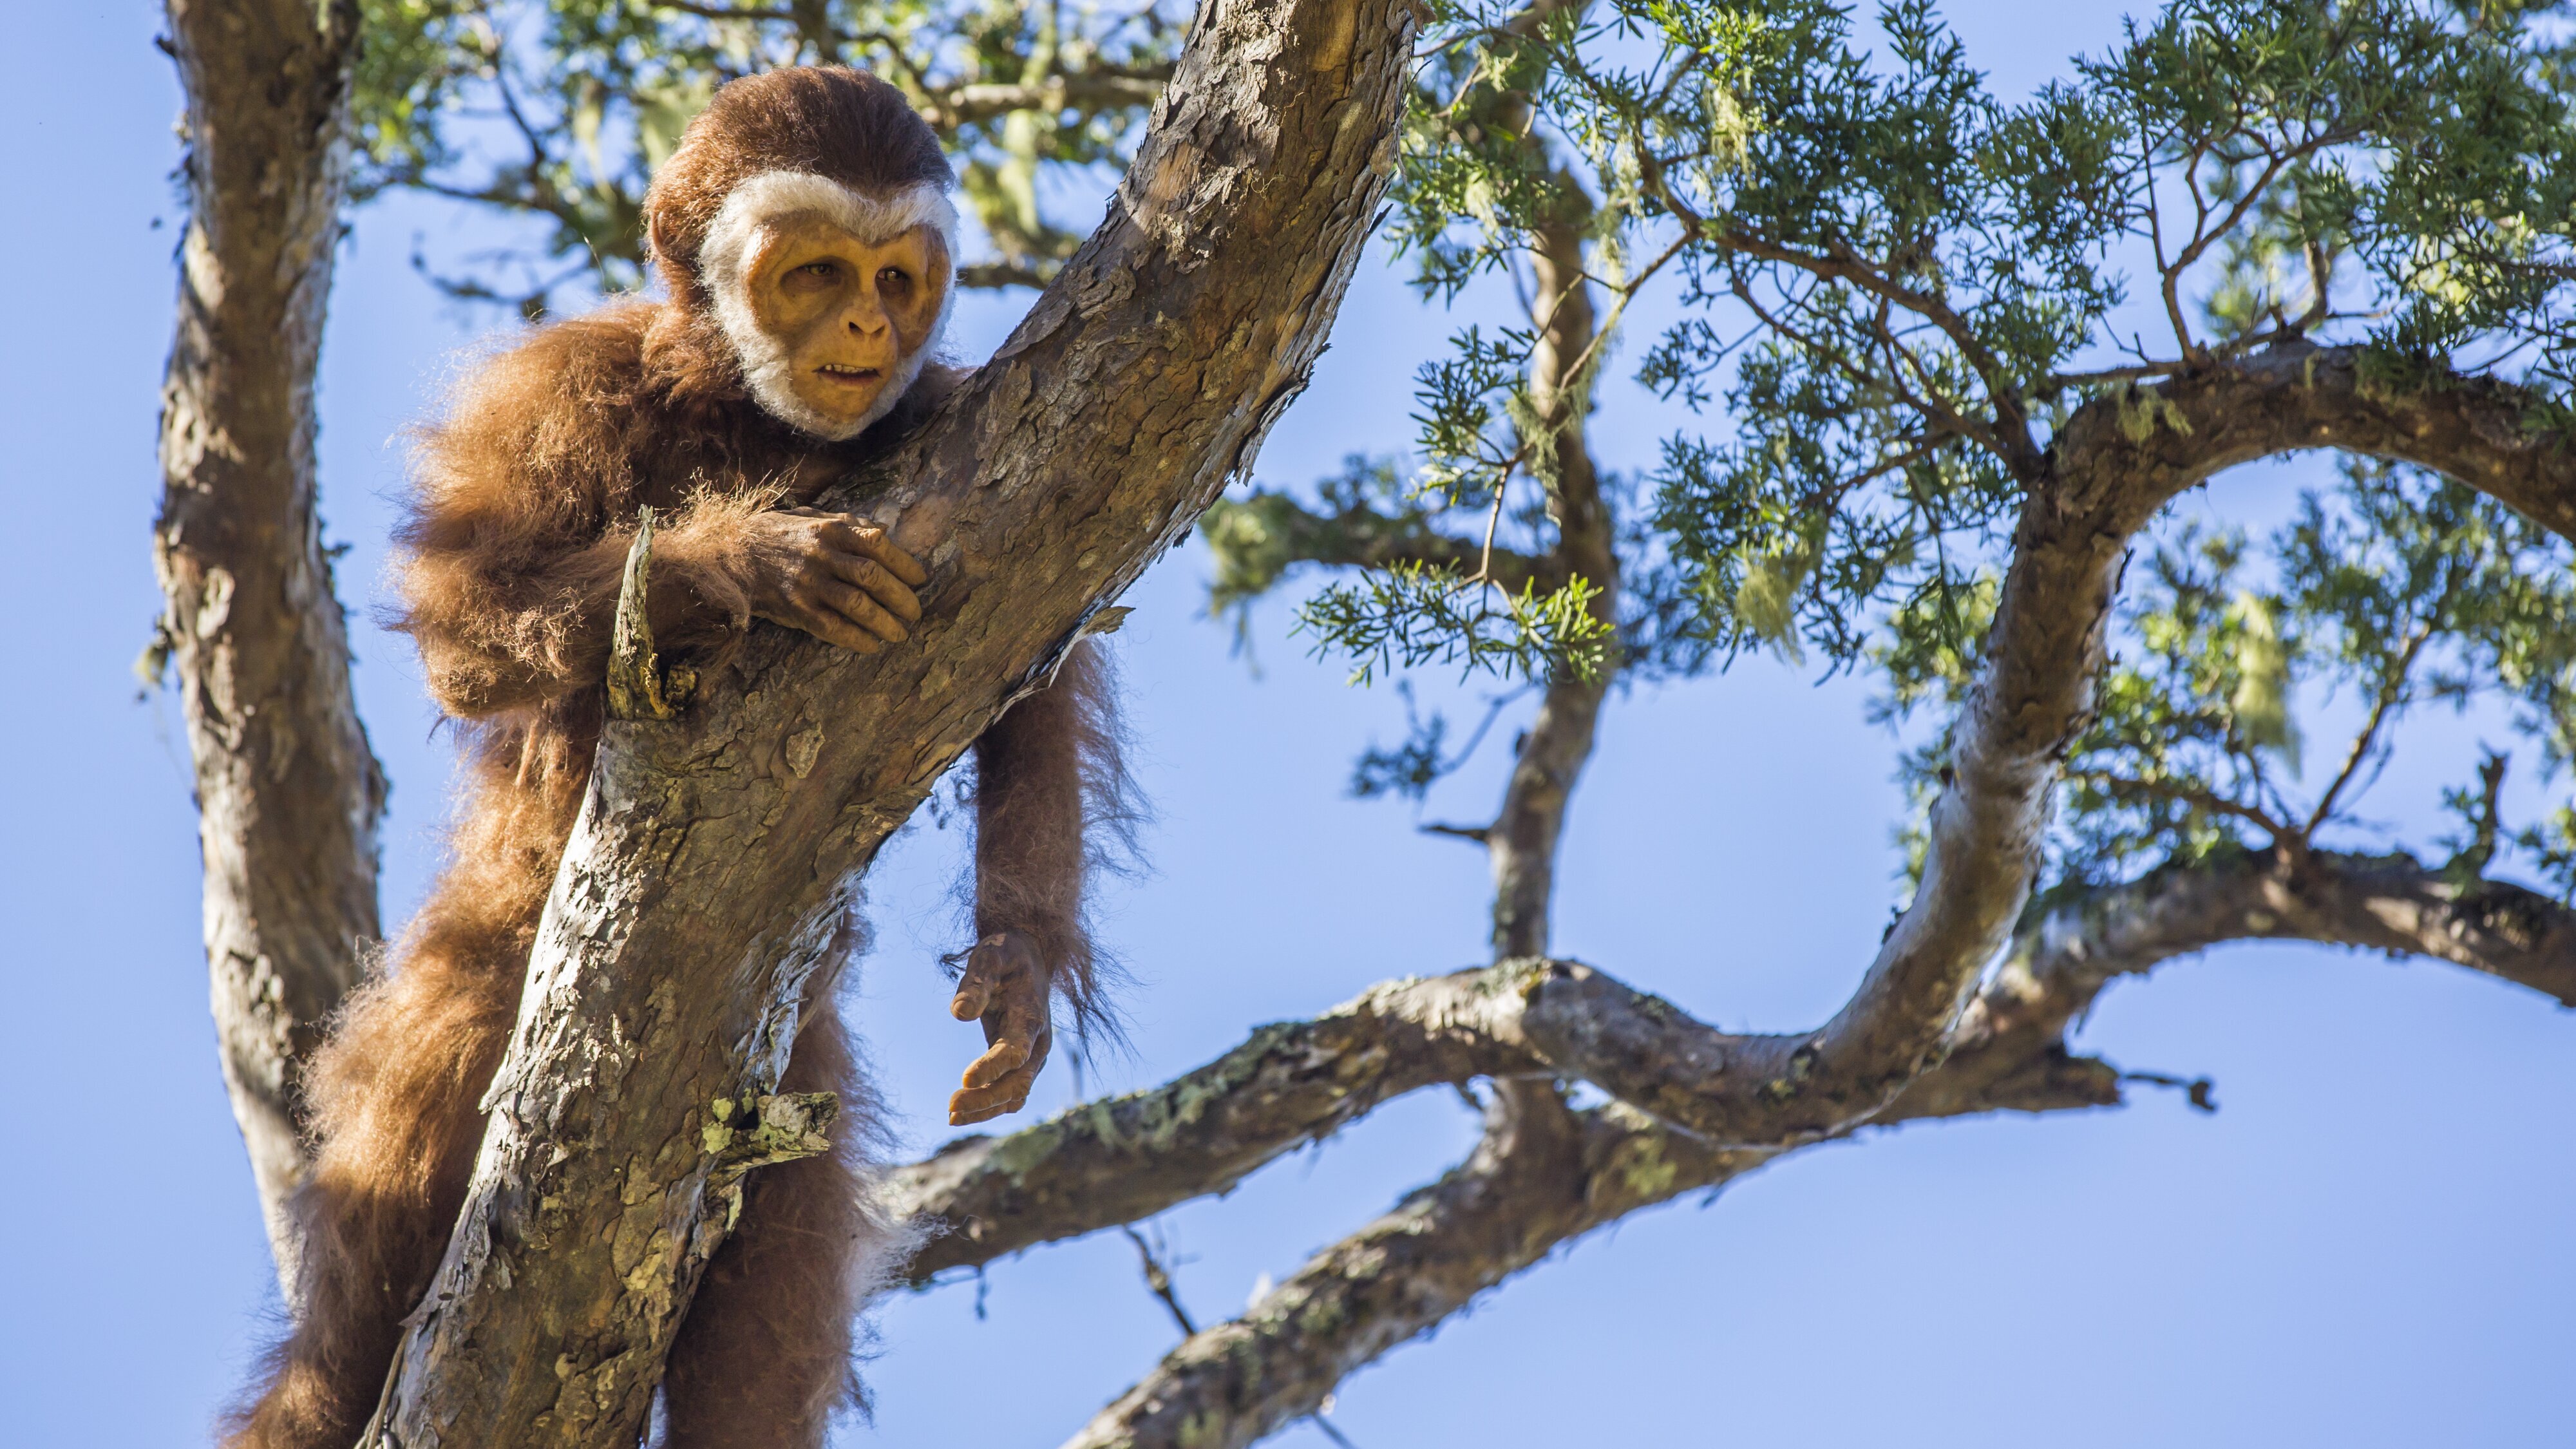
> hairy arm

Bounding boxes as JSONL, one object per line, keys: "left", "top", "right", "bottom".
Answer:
{"left": 395, "top": 307, "right": 923, "bottom": 718}
{"left": 949, "top": 639, "right": 1135, "bottom": 1123}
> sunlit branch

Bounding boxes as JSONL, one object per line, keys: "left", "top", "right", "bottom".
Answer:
{"left": 981, "top": 842, "right": 2576, "bottom": 1446}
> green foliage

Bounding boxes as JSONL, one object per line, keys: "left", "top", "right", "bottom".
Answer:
{"left": 1352, "top": 0, "right": 2576, "bottom": 661}
{"left": 2056, "top": 464, "right": 2576, "bottom": 880}
{"left": 348, "top": 0, "right": 1179, "bottom": 310}
{"left": 1298, "top": 562, "right": 1613, "bottom": 686}
{"left": 1345, "top": 681, "right": 1529, "bottom": 802}
{"left": 1311, "top": 0, "right": 2576, "bottom": 876}
{"left": 347, "top": 0, "right": 2576, "bottom": 891}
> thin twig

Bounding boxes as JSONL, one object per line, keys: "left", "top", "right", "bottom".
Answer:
{"left": 1118, "top": 1224, "right": 1199, "bottom": 1336}
{"left": 1121, "top": 1224, "right": 1362, "bottom": 1446}
{"left": 2305, "top": 611, "right": 2443, "bottom": 834}
{"left": 2070, "top": 768, "right": 2293, "bottom": 840}
{"left": 650, "top": 0, "right": 799, "bottom": 19}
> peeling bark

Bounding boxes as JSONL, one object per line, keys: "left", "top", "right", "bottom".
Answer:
{"left": 156, "top": 0, "right": 384, "bottom": 1288}
{"left": 355, "top": 0, "right": 1420, "bottom": 1441}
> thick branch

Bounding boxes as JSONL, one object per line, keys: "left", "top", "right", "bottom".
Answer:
{"left": 158, "top": 0, "right": 384, "bottom": 1287}
{"left": 894, "top": 851, "right": 2574, "bottom": 1284}
{"left": 357, "top": 1, "right": 1421, "bottom": 1443}
{"left": 1018, "top": 851, "right": 2571, "bottom": 1446}
{"left": 887, "top": 972, "right": 1544, "bottom": 1283}
{"left": 1714, "top": 341, "right": 2576, "bottom": 1146}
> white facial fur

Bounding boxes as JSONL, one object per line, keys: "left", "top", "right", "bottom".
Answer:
{"left": 697, "top": 171, "right": 961, "bottom": 440}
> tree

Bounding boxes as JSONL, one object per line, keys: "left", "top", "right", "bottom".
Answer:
{"left": 155, "top": 0, "right": 385, "bottom": 1292}
{"left": 155, "top": 0, "right": 2576, "bottom": 1444}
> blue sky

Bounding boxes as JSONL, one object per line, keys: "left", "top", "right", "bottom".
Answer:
{"left": 1, "top": 3, "right": 2569, "bottom": 1446}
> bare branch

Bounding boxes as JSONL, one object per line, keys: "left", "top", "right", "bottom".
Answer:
{"left": 925, "top": 848, "right": 2573, "bottom": 1447}
{"left": 887, "top": 971, "right": 1545, "bottom": 1284}
{"left": 959, "top": 259, "right": 1057, "bottom": 290}
{"left": 933, "top": 74, "right": 1170, "bottom": 126}
{"left": 2070, "top": 768, "right": 2293, "bottom": 840}
{"left": 1118, "top": 1225, "right": 1200, "bottom": 1335}
{"left": 649, "top": 0, "right": 797, "bottom": 19}
{"left": 891, "top": 847, "right": 2575, "bottom": 1298}
{"left": 2306, "top": 609, "right": 2447, "bottom": 835}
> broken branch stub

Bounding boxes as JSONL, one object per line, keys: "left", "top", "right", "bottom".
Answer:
{"left": 605, "top": 505, "right": 696, "bottom": 722}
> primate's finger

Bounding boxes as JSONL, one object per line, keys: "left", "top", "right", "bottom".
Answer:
{"left": 826, "top": 553, "right": 922, "bottom": 621}
{"left": 819, "top": 582, "right": 909, "bottom": 643}
{"left": 822, "top": 518, "right": 929, "bottom": 586}
{"left": 948, "top": 1067, "right": 1037, "bottom": 1125}
{"left": 986, "top": 1002, "right": 1052, "bottom": 1079}
{"left": 802, "top": 602, "right": 883, "bottom": 654}
{"left": 951, "top": 939, "right": 1008, "bottom": 1019}
{"left": 961, "top": 1036, "right": 1031, "bottom": 1090}
{"left": 782, "top": 600, "right": 881, "bottom": 654}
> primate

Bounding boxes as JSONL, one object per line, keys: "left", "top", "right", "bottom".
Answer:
{"left": 227, "top": 66, "right": 1127, "bottom": 1449}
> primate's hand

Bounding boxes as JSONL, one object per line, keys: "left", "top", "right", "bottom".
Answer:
{"left": 741, "top": 507, "right": 927, "bottom": 654}
{"left": 947, "top": 929, "right": 1053, "bottom": 1126}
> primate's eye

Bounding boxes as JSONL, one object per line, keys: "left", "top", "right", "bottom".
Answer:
{"left": 799, "top": 261, "right": 840, "bottom": 280}
{"left": 878, "top": 267, "right": 911, "bottom": 289}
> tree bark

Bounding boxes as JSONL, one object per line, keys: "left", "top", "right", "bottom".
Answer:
{"left": 156, "top": 0, "right": 384, "bottom": 1291}
{"left": 1646, "top": 341, "right": 2576, "bottom": 1148}
{"left": 891, "top": 849, "right": 2575, "bottom": 1282}
{"left": 355, "top": 0, "right": 1419, "bottom": 1441}
{"left": 978, "top": 849, "right": 2573, "bottom": 1448}
{"left": 1486, "top": 200, "right": 1616, "bottom": 958}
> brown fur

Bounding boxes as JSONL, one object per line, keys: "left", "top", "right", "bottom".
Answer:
{"left": 225, "top": 66, "right": 1125, "bottom": 1449}
{"left": 973, "top": 639, "right": 1140, "bottom": 1042}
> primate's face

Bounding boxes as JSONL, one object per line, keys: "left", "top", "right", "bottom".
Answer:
{"left": 747, "top": 215, "right": 948, "bottom": 430}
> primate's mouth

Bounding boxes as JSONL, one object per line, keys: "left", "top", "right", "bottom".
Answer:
{"left": 814, "top": 363, "right": 882, "bottom": 382}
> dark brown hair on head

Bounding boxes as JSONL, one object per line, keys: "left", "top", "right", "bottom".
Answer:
{"left": 645, "top": 66, "right": 953, "bottom": 303}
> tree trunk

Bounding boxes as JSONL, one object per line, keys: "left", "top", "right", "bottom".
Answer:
{"left": 357, "top": 0, "right": 1419, "bottom": 1441}
{"left": 156, "top": 0, "right": 384, "bottom": 1291}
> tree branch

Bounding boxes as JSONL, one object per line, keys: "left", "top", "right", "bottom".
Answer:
{"left": 932, "top": 73, "right": 1170, "bottom": 127}
{"left": 1741, "top": 341, "right": 2576, "bottom": 1145}
{"left": 1460, "top": 155, "right": 1618, "bottom": 962}
{"left": 887, "top": 971, "right": 1544, "bottom": 1283}
{"left": 157, "top": 0, "right": 386, "bottom": 1290}
{"left": 893, "top": 848, "right": 2573, "bottom": 1289}
{"left": 355, "top": 0, "right": 1424, "bottom": 1441}
{"left": 881, "top": 849, "right": 2576, "bottom": 1447}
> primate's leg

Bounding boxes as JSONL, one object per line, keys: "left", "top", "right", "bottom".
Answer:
{"left": 222, "top": 906, "right": 529, "bottom": 1449}
{"left": 661, "top": 992, "right": 891, "bottom": 1449}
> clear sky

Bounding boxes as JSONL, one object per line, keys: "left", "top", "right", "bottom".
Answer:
{"left": 2, "top": 4, "right": 2569, "bottom": 1446}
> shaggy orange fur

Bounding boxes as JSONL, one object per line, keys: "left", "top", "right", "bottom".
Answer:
{"left": 224, "top": 66, "right": 1124, "bottom": 1449}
